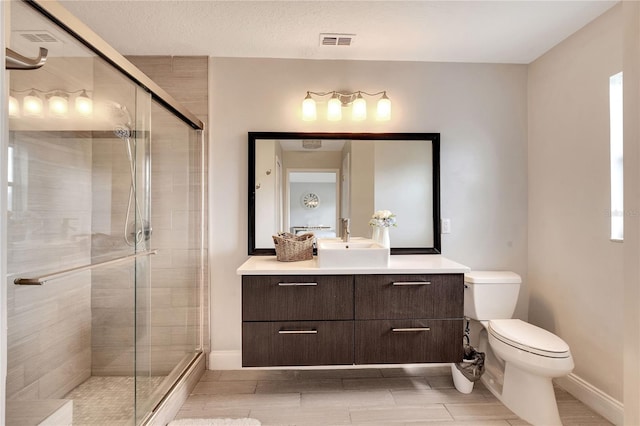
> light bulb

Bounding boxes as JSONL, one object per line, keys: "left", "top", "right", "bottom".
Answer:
{"left": 327, "top": 93, "right": 342, "bottom": 121}
{"left": 48, "top": 93, "right": 68, "bottom": 118}
{"left": 23, "top": 91, "right": 43, "bottom": 117}
{"left": 352, "top": 93, "right": 367, "bottom": 121}
{"left": 376, "top": 92, "right": 391, "bottom": 121}
{"left": 301, "top": 93, "right": 316, "bottom": 121}
{"left": 75, "top": 90, "right": 93, "bottom": 117}
{"left": 9, "top": 95, "right": 20, "bottom": 117}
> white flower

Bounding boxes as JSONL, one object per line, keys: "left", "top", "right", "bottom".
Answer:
{"left": 369, "top": 210, "right": 397, "bottom": 227}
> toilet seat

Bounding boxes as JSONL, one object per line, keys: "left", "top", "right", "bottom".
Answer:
{"left": 488, "top": 319, "right": 571, "bottom": 359}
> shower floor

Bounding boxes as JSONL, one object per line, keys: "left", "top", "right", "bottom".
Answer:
{"left": 64, "top": 375, "right": 165, "bottom": 425}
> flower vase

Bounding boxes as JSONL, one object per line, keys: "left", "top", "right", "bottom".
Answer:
{"left": 379, "top": 227, "right": 390, "bottom": 248}
{"left": 372, "top": 226, "right": 380, "bottom": 243}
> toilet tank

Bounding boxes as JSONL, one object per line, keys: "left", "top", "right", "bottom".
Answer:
{"left": 464, "top": 271, "right": 521, "bottom": 320}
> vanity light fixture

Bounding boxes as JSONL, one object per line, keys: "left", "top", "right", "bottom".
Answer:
{"left": 352, "top": 92, "right": 367, "bottom": 121}
{"left": 301, "top": 90, "right": 391, "bottom": 122}
{"left": 8, "top": 95, "right": 20, "bottom": 118}
{"left": 47, "top": 92, "right": 69, "bottom": 118}
{"left": 23, "top": 90, "right": 44, "bottom": 117}
{"left": 327, "top": 92, "right": 342, "bottom": 121}
{"left": 75, "top": 90, "right": 93, "bottom": 117}
{"left": 9, "top": 88, "right": 93, "bottom": 119}
{"left": 302, "top": 93, "right": 316, "bottom": 121}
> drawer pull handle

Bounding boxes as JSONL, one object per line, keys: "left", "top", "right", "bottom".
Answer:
{"left": 278, "top": 282, "right": 318, "bottom": 287}
{"left": 392, "top": 281, "right": 431, "bottom": 286}
{"left": 278, "top": 329, "right": 318, "bottom": 334}
{"left": 391, "top": 327, "right": 431, "bottom": 332}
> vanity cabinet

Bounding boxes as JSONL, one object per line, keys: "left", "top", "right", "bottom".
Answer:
{"left": 241, "top": 271, "right": 464, "bottom": 367}
{"left": 354, "top": 274, "right": 463, "bottom": 364}
{"left": 242, "top": 275, "right": 354, "bottom": 367}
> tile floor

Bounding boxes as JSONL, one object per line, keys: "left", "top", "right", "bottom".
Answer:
{"left": 174, "top": 366, "right": 613, "bottom": 425}
{"left": 64, "top": 375, "right": 165, "bottom": 425}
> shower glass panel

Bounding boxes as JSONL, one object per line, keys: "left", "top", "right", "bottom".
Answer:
{"left": 5, "top": 1, "right": 205, "bottom": 424}
{"left": 134, "top": 101, "right": 204, "bottom": 422}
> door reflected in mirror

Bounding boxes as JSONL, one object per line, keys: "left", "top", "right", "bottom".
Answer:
{"left": 248, "top": 132, "right": 441, "bottom": 255}
{"left": 289, "top": 171, "right": 339, "bottom": 239}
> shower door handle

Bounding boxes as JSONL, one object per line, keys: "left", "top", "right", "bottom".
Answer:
{"left": 6, "top": 47, "right": 48, "bottom": 70}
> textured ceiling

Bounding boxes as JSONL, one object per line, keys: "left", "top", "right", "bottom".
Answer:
{"left": 58, "top": 0, "right": 618, "bottom": 64}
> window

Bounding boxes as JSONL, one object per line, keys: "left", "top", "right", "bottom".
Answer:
{"left": 7, "top": 145, "right": 13, "bottom": 212}
{"left": 610, "top": 72, "right": 623, "bottom": 241}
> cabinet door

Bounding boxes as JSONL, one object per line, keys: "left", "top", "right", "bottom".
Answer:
{"left": 243, "top": 275, "right": 354, "bottom": 321}
{"left": 355, "top": 274, "right": 463, "bottom": 320}
{"left": 355, "top": 319, "right": 463, "bottom": 364}
{"left": 242, "top": 321, "right": 354, "bottom": 367}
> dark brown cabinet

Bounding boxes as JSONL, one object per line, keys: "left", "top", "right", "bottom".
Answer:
{"left": 241, "top": 273, "right": 464, "bottom": 367}
{"left": 354, "top": 274, "right": 464, "bottom": 319}
{"left": 354, "top": 319, "right": 462, "bottom": 364}
{"left": 243, "top": 275, "right": 353, "bottom": 321}
{"left": 243, "top": 321, "right": 354, "bottom": 367}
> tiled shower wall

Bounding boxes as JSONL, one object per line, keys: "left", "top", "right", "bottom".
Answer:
{"left": 128, "top": 56, "right": 210, "bottom": 361}
{"left": 6, "top": 132, "right": 93, "bottom": 400}
{"left": 6, "top": 56, "right": 96, "bottom": 401}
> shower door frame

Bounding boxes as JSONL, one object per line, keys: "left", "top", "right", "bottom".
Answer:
{"left": 1, "top": 2, "right": 8, "bottom": 423}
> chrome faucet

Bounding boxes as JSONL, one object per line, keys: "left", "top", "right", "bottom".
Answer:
{"left": 341, "top": 218, "right": 351, "bottom": 242}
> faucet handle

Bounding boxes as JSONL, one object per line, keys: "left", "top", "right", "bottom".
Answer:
{"left": 340, "top": 218, "right": 351, "bottom": 242}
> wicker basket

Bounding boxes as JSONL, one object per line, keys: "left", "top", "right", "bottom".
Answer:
{"left": 273, "top": 232, "right": 314, "bottom": 262}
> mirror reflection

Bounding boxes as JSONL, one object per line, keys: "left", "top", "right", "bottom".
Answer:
{"left": 249, "top": 133, "right": 440, "bottom": 255}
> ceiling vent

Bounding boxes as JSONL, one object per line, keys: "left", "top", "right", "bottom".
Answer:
{"left": 320, "top": 33, "right": 356, "bottom": 47}
{"left": 302, "top": 140, "right": 322, "bottom": 149}
{"left": 16, "top": 30, "right": 60, "bottom": 43}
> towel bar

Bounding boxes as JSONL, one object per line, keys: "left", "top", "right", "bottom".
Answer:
{"left": 14, "top": 249, "right": 158, "bottom": 285}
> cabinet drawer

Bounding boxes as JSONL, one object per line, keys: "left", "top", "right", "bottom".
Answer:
{"left": 243, "top": 275, "right": 353, "bottom": 321}
{"left": 242, "top": 321, "right": 354, "bottom": 367}
{"left": 354, "top": 274, "right": 463, "bottom": 320}
{"left": 355, "top": 319, "right": 463, "bottom": 364}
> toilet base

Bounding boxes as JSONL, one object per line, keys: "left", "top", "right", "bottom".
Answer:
{"left": 482, "top": 361, "right": 562, "bottom": 426}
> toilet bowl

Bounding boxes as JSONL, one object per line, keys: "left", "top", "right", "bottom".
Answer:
{"left": 462, "top": 271, "right": 574, "bottom": 426}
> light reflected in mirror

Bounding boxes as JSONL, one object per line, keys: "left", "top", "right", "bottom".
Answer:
{"left": 248, "top": 133, "right": 441, "bottom": 255}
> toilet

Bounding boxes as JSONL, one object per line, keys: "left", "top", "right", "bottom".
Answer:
{"left": 461, "top": 271, "right": 574, "bottom": 426}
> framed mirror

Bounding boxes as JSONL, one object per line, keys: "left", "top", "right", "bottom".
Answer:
{"left": 248, "top": 132, "right": 441, "bottom": 255}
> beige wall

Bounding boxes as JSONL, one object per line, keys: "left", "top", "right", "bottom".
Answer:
{"left": 623, "top": 1, "right": 640, "bottom": 424}
{"left": 209, "top": 58, "right": 529, "bottom": 360}
{"left": 528, "top": 4, "right": 623, "bottom": 403}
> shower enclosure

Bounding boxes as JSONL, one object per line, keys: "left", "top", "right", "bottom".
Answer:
{"left": 3, "top": 1, "right": 208, "bottom": 424}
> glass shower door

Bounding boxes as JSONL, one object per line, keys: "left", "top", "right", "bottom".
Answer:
{"left": 6, "top": 1, "right": 151, "bottom": 424}
{"left": 134, "top": 99, "right": 204, "bottom": 423}
{"left": 6, "top": 2, "right": 206, "bottom": 424}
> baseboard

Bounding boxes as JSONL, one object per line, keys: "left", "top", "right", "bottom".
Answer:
{"left": 209, "top": 350, "right": 243, "bottom": 370}
{"left": 555, "top": 373, "right": 623, "bottom": 425}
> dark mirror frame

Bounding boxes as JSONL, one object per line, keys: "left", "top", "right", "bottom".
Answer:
{"left": 248, "top": 132, "right": 441, "bottom": 255}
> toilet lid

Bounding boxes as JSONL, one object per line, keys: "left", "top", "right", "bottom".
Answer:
{"left": 488, "top": 319, "right": 571, "bottom": 358}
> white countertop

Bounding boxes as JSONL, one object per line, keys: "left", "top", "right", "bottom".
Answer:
{"left": 237, "top": 255, "right": 470, "bottom": 275}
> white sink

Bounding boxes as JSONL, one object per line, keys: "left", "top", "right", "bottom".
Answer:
{"left": 317, "top": 238, "right": 390, "bottom": 269}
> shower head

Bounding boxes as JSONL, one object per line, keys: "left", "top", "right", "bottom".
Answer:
{"left": 103, "top": 100, "right": 132, "bottom": 128}
{"left": 114, "top": 124, "right": 131, "bottom": 140}
{"left": 102, "top": 101, "right": 133, "bottom": 140}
